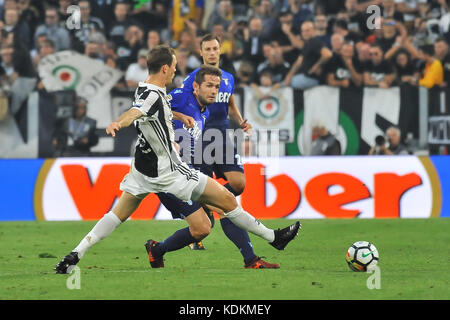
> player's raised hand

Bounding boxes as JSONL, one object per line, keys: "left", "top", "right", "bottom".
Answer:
{"left": 240, "top": 119, "right": 252, "bottom": 133}
{"left": 106, "top": 122, "right": 121, "bottom": 137}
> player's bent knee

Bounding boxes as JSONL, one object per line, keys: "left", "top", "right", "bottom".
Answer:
{"left": 191, "top": 224, "right": 211, "bottom": 240}
{"left": 229, "top": 180, "right": 245, "bottom": 196}
{"left": 221, "top": 189, "right": 238, "bottom": 212}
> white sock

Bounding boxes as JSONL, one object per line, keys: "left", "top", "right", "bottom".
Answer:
{"left": 73, "top": 211, "right": 122, "bottom": 258}
{"left": 224, "top": 206, "right": 275, "bottom": 242}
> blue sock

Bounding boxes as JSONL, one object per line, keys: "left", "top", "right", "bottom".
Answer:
{"left": 220, "top": 217, "right": 257, "bottom": 264}
{"left": 153, "top": 227, "right": 197, "bottom": 257}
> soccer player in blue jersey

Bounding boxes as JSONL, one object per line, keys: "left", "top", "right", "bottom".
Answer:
{"left": 175, "top": 34, "right": 282, "bottom": 267}
{"left": 158, "top": 67, "right": 280, "bottom": 269}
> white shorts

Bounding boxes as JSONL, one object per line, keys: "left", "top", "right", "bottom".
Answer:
{"left": 120, "top": 161, "right": 208, "bottom": 201}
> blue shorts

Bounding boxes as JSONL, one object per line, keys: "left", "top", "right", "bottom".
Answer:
{"left": 156, "top": 192, "right": 202, "bottom": 220}
{"left": 200, "top": 132, "right": 244, "bottom": 179}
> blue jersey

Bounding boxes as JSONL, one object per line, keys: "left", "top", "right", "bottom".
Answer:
{"left": 168, "top": 88, "right": 209, "bottom": 168}
{"left": 182, "top": 67, "right": 234, "bottom": 131}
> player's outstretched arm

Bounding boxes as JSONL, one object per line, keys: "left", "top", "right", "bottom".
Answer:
{"left": 172, "top": 111, "right": 195, "bottom": 128}
{"left": 106, "top": 108, "right": 143, "bottom": 137}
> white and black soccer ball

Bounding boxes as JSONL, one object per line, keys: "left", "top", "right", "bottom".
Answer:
{"left": 346, "top": 241, "right": 379, "bottom": 272}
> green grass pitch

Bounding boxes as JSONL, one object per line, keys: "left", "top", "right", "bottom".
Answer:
{"left": 0, "top": 219, "right": 449, "bottom": 300}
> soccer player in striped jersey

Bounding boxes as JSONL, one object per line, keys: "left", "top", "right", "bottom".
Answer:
{"left": 54, "top": 45, "right": 300, "bottom": 273}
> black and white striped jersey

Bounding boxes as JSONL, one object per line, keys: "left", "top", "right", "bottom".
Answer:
{"left": 131, "top": 82, "right": 180, "bottom": 178}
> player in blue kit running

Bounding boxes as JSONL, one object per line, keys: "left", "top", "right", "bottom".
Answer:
{"left": 157, "top": 68, "right": 280, "bottom": 269}
{"left": 175, "top": 34, "right": 282, "bottom": 266}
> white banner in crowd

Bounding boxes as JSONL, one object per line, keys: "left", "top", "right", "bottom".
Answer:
{"left": 243, "top": 86, "right": 295, "bottom": 142}
{"left": 361, "top": 87, "right": 401, "bottom": 148}
{"left": 302, "top": 86, "right": 340, "bottom": 155}
{"left": 37, "top": 50, "right": 123, "bottom": 128}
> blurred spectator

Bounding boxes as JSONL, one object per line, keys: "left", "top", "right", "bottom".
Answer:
{"left": 250, "top": 70, "right": 281, "bottom": 99}
{"left": 31, "top": 33, "right": 49, "bottom": 60}
{"left": 116, "top": 24, "right": 145, "bottom": 71}
{"left": 235, "top": 60, "right": 255, "bottom": 88}
{"left": 231, "top": 0, "right": 249, "bottom": 17}
{"left": 315, "top": 0, "right": 345, "bottom": 17}
{"left": 253, "top": 0, "right": 278, "bottom": 40}
{"left": 341, "top": 0, "right": 370, "bottom": 37}
{"left": 125, "top": 48, "right": 149, "bottom": 90}
{"left": 52, "top": 96, "right": 99, "bottom": 157}
{"left": 284, "top": 21, "right": 332, "bottom": 89}
{"left": 333, "top": 19, "right": 361, "bottom": 44}
{"left": 276, "top": 9, "right": 300, "bottom": 65}
{"left": 368, "top": 126, "right": 408, "bottom": 155}
{"left": 1, "top": 36, "right": 35, "bottom": 79}
{"left": 355, "top": 41, "right": 371, "bottom": 66}
{"left": 172, "top": 48, "right": 194, "bottom": 88}
{"left": 0, "top": 45, "right": 17, "bottom": 85}
{"left": 393, "top": 49, "right": 419, "bottom": 85}
{"left": 395, "top": 0, "right": 426, "bottom": 29}
{"left": 330, "top": 33, "right": 345, "bottom": 55}
{"left": 130, "top": 0, "right": 169, "bottom": 37}
{"left": 363, "top": 44, "right": 396, "bottom": 88}
{"left": 210, "top": 22, "right": 234, "bottom": 60}
{"left": 434, "top": 37, "right": 450, "bottom": 87}
{"left": 3, "top": 7, "right": 31, "bottom": 48}
{"left": 243, "top": 16, "right": 270, "bottom": 69}
{"left": 379, "top": 18, "right": 407, "bottom": 60}
{"left": 103, "top": 41, "right": 119, "bottom": 67}
{"left": 71, "top": 0, "right": 105, "bottom": 53}
{"left": 411, "top": 18, "right": 433, "bottom": 47}
{"left": 146, "top": 30, "right": 162, "bottom": 51}
{"left": 314, "top": 14, "right": 331, "bottom": 48}
{"left": 418, "top": 44, "right": 443, "bottom": 89}
{"left": 89, "top": 0, "right": 118, "bottom": 31}
{"left": 18, "top": 0, "right": 40, "bottom": 36}
{"left": 170, "top": 0, "right": 205, "bottom": 41}
{"left": 57, "top": 0, "right": 71, "bottom": 25}
{"left": 207, "top": 0, "right": 233, "bottom": 32}
{"left": 309, "top": 121, "right": 341, "bottom": 156}
{"left": 256, "top": 40, "right": 290, "bottom": 84}
{"left": 107, "top": 1, "right": 138, "bottom": 48}
{"left": 32, "top": 38, "right": 55, "bottom": 68}
{"left": 84, "top": 32, "right": 107, "bottom": 62}
{"left": 381, "top": 0, "right": 404, "bottom": 22}
{"left": 34, "top": 7, "right": 71, "bottom": 52}
{"left": 325, "top": 40, "right": 364, "bottom": 87}
{"left": 286, "top": 0, "right": 313, "bottom": 29}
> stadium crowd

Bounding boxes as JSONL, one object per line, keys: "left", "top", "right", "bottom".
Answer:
{"left": 1, "top": 0, "right": 450, "bottom": 155}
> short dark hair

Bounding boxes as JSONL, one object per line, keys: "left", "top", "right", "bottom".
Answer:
{"left": 335, "top": 19, "right": 348, "bottom": 30}
{"left": 194, "top": 65, "right": 222, "bottom": 85}
{"left": 146, "top": 45, "right": 175, "bottom": 74}
{"left": 200, "top": 34, "right": 221, "bottom": 49}
{"left": 419, "top": 44, "right": 434, "bottom": 56}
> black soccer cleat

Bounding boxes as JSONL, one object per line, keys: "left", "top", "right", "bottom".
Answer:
{"left": 54, "top": 252, "right": 80, "bottom": 274}
{"left": 145, "top": 239, "right": 164, "bottom": 268}
{"left": 270, "top": 221, "right": 301, "bottom": 250}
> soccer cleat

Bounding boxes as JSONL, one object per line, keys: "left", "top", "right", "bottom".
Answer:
{"left": 54, "top": 252, "right": 80, "bottom": 274}
{"left": 189, "top": 241, "right": 206, "bottom": 250}
{"left": 270, "top": 221, "right": 301, "bottom": 250}
{"left": 145, "top": 239, "right": 164, "bottom": 268}
{"left": 244, "top": 256, "right": 280, "bottom": 269}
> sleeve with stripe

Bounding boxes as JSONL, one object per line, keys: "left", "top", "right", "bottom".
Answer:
{"left": 132, "top": 91, "right": 161, "bottom": 118}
